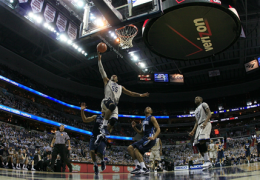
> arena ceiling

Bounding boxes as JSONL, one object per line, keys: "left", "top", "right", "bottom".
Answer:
{"left": 0, "top": 0, "right": 260, "bottom": 93}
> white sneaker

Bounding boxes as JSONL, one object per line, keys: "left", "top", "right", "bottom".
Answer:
{"left": 22, "top": 167, "right": 28, "bottom": 170}
{"left": 12, "top": 166, "right": 16, "bottom": 169}
{"left": 16, "top": 167, "right": 20, "bottom": 170}
{"left": 202, "top": 162, "right": 212, "bottom": 170}
{"left": 31, "top": 168, "right": 35, "bottom": 171}
{"left": 154, "top": 169, "right": 157, "bottom": 173}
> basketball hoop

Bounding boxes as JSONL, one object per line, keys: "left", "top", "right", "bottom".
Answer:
{"left": 115, "top": 24, "right": 138, "bottom": 49}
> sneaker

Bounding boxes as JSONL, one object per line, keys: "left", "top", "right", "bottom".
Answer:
{"left": 130, "top": 165, "right": 141, "bottom": 174}
{"left": 100, "top": 125, "right": 110, "bottom": 135}
{"left": 31, "top": 168, "right": 35, "bottom": 171}
{"left": 154, "top": 169, "right": 157, "bottom": 173}
{"left": 12, "top": 166, "right": 16, "bottom": 169}
{"left": 16, "top": 167, "right": 20, "bottom": 170}
{"left": 95, "top": 134, "right": 104, "bottom": 145}
{"left": 140, "top": 168, "right": 150, "bottom": 175}
{"left": 143, "top": 140, "right": 151, "bottom": 146}
{"left": 202, "top": 162, "right": 212, "bottom": 170}
{"left": 23, "top": 167, "right": 28, "bottom": 170}
{"left": 94, "top": 165, "right": 99, "bottom": 175}
{"left": 101, "top": 161, "right": 106, "bottom": 171}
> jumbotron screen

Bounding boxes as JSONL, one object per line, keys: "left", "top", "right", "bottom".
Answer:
{"left": 154, "top": 74, "right": 169, "bottom": 82}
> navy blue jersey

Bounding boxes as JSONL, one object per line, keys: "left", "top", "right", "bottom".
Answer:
{"left": 218, "top": 145, "right": 223, "bottom": 152}
{"left": 92, "top": 115, "right": 104, "bottom": 138}
{"left": 142, "top": 115, "right": 155, "bottom": 137}
{"left": 245, "top": 143, "right": 250, "bottom": 151}
{"left": 256, "top": 137, "right": 260, "bottom": 145}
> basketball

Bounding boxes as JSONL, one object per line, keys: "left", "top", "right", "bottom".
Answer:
{"left": 97, "top": 42, "right": 107, "bottom": 53}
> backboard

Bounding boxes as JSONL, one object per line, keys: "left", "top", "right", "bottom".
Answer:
{"left": 79, "top": 0, "right": 163, "bottom": 39}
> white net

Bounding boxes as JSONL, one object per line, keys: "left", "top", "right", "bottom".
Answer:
{"left": 115, "top": 24, "right": 138, "bottom": 49}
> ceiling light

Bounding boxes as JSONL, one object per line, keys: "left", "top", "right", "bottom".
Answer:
{"left": 56, "top": 32, "right": 60, "bottom": 36}
{"left": 82, "top": 51, "right": 85, "bottom": 54}
{"left": 84, "top": 53, "right": 87, "bottom": 56}
{"left": 67, "top": 40, "right": 72, "bottom": 45}
{"left": 35, "top": 16, "right": 42, "bottom": 23}
{"left": 94, "top": 19, "right": 104, "bottom": 27}
{"left": 60, "top": 35, "right": 67, "bottom": 41}
{"left": 43, "top": 23, "right": 48, "bottom": 28}
{"left": 139, "top": 62, "right": 145, "bottom": 68}
{"left": 10, "top": 0, "right": 14, "bottom": 3}
{"left": 78, "top": 48, "right": 82, "bottom": 52}
{"left": 77, "top": 1, "right": 84, "bottom": 7}
{"left": 133, "top": 56, "right": 138, "bottom": 61}
{"left": 28, "top": 12, "right": 34, "bottom": 18}
{"left": 74, "top": 45, "right": 78, "bottom": 49}
{"left": 145, "top": 69, "right": 148, "bottom": 71}
{"left": 116, "top": 38, "right": 120, "bottom": 42}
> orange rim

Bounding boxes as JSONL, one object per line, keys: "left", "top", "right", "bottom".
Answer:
{"left": 115, "top": 24, "right": 138, "bottom": 38}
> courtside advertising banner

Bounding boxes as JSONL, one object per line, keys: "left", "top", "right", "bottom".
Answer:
{"left": 44, "top": 3, "right": 56, "bottom": 23}
{"left": 30, "top": 0, "right": 44, "bottom": 13}
{"left": 245, "top": 59, "right": 259, "bottom": 72}
{"left": 56, "top": 13, "right": 67, "bottom": 32}
{"left": 67, "top": 23, "right": 78, "bottom": 40}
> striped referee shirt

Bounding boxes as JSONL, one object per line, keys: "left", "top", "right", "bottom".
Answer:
{"left": 54, "top": 131, "right": 70, "bottom": 144}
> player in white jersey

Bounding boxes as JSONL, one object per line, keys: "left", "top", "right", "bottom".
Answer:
{"left": 189, "top": 96, "right": 212, "bottom": 170}
{"left": 208, "top": 139, "right": 217, "bottom": 165}
{"left": 149, "top": 138, "right": 162, "bottom": 173}
{"left": 97, "top": 52, "right": 149, "bottom": 137}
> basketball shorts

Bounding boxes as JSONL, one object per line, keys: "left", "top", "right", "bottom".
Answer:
{"left": 89, "top": 137, "right": 107, "bottom": 155}
{"left": 149, "top": 150, "right": 161, "bottom": 161}
{"left": 101, "top": 98, "right": 118, "bottom": 120}
{"left": 245, "top": 150, "right": 250, "bottom": 157}
{"left": 209, "top": 151, "right": 217, "bottom": 159}
{"left": 218, "top": 151, "right": 224, "bottom": 159}
{"left": 132, "top": 137, "right": 156, "bottom": 155}
{"left": 194, "top": 122, "right": 212, "bottom": 144}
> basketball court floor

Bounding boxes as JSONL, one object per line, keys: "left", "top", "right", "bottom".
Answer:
{"left": 0, "top": 163, "right": 260, "bottom": 180}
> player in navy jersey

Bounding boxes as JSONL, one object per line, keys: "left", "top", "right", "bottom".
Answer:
{"left": 127, "top": 107, "right": 160, "bottom": 175}
{"left": 244, "top": 140, "right": 251, "bottom": 164}
{"left": 217, "top": 141, "right": 224, "bottom": 166}
{"left": 255, "top": 134, "right": 260, "bottom": 160}
{"left": 80, "top": 102, "right": 111, "bottom": 175}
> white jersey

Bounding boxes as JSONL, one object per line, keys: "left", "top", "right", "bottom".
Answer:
{"left": 104, "top": 80, "right": 122, "bottom": 105}
{"left": 151, "top": 138, "right": 160, "bottom": 151}
{"left": 194, "top": 102, "right": 210, "bottom": 125}
{"left": 209, "top": 143, "right": 216, "bottom": 152}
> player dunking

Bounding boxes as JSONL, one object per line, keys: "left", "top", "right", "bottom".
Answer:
{"left": 189, "top": 96, "right": 212, "bottom": 170}
{"left": 127, "top": 107, "right": 160, "bottom": 175}
{"left": 80, "top": 102, "right": 110, "bottom": 175}
{"left": 97, "top": 51, "right": 149, "bottom": 138}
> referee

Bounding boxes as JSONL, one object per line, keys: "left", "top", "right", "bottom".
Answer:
{"left": 47, "top": 125, "right": 72, "bottom": 172}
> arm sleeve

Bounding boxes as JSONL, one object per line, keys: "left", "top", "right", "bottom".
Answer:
{"left": 202, "top": 103, "right": 209, "bottom": 109}
{"left": 98, "top": 60, "right": 107, "bottom": 79}
{"left": 66, "top": 133, "right": 70, "bottom": 141}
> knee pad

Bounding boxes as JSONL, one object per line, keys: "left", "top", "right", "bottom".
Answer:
{"left": 109, "top": 103, "right": 116, "bottom": 112}
{"left": 109, "top": 117, "right": 117, "bottom": 126}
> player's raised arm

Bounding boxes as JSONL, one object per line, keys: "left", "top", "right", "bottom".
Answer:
{"left": 131, "top": 121, "right": 143, "bottom": 135}
{"left": 97, "top": 52, "right": 109, "bottom": 86}
{"left": 81, "top": 102, "right": 97, "bottom": 123}
{"left": 148, "top": 116, "right": 161, "bottom": 140}
{"left": 122, "top": 86, "right": 149, "bottom": 97}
